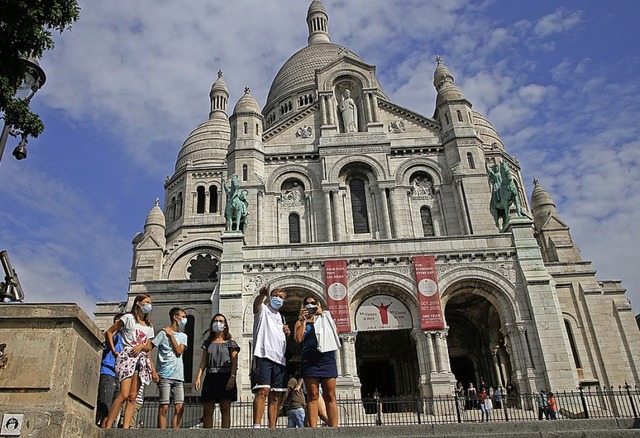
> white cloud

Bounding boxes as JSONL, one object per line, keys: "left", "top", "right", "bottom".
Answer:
{"left": 533, "top": 10, "right": 583, "bottom": 37}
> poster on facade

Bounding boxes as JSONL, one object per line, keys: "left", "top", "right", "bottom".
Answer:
{"left": 413, "top": 255, "right": 445, "bottom": 330}
{"left": 324, "top": 259, "right": 351, "bottom": 332}
{"left": 355, "top": 295, "right": 412, "bottom": 331}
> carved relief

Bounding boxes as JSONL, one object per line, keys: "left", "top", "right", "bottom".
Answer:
{"left": 296, "top": 125, "right": 313, "bottom": 138}
{"left": 389, "top": 120, "right": 405, "bottom": 133}
{"left": 410, "top": 175, "right": 434, "bottom": 199}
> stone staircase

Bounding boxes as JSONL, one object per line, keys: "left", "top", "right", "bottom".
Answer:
{"left": 102, "top": 419, "right": 640, "bottom": 437}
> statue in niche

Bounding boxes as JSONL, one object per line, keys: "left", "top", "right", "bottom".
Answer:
{"left": 410, "top": 176, "right": 433, "bottom": 197}
{"left": 222, "top": 175, "right": 249, "bottom": 233}
{"left": 339, "top": 89, "right": 358, "bottom": 133}
{"left": 282, "top": 182, "right": 304, "bottom": 203}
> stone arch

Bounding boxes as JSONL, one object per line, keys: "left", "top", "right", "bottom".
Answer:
{"left": 321, "top": 69, "right": 372, "bottom": 93}
{"left": 395, "top": 158, "right": 444, "bottom": 186}
{"left": 266, "top": 164, "right": 321, "bottom": 194}
{"left": 328, "top": 155, "right": 387, "bottom": 183}
{"left": 164, "top": 239, "right": 222, "bottom": 280}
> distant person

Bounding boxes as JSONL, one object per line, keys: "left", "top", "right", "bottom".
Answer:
{"left": 284, "top": 366, "right": 306, "bottom": 428}
{"left": 103, "top": 294, "right": 157, "bottom": 429}
{"left": 251, "top": 284, "right": 290, "bottom": 428}
{"left": 96, "top": 312, "right": 124, "bottom": 427}
{"left": 152, "top": 307, "right": 188, "bottom": 429}
{"left": 548, "top": 392, "right": 558, "bottom": 420}
{"left": 195, "top": 313, "right": 240, "bottom": 428}
{"left": 537, "top": 389, "right": 549, "bottom": 420}
{"left": 294, "top": 295, "right": 339, "bottom": 427}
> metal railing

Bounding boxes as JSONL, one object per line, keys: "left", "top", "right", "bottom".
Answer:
{"left": 131, "top": 385, "right": 640, "bottom": 429}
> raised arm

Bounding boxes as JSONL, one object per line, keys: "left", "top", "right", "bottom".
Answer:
{"left": 253, "top": 284, "right": 269, "bottom": 314}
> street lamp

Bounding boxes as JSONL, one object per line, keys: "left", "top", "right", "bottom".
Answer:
{"left": 0, "top": 56, "right": 47, "bottom": 164}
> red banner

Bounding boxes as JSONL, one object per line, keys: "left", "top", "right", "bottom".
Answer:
{"left": 324, "top": 260, "right": 351, "bottom": 333}
{"left": 413, "top": 255, "right": 444, "bottom": 330}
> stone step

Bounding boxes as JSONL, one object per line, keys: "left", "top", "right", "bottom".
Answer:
{"left": 102, "top": 419, "right": 640, "bottom": 438}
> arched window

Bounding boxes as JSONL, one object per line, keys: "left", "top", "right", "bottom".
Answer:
{"left": 289, "top": 213, "right": 301, "bottom": 243}
{"left": 167, "top": 197, "right": 176, "bottom": 223}
{"left": 209, "top": 185, "right": 218, "bottom": 213}
{"left": 183, "top": 315, "right": 195, "bottom": 383}
{"left": 242, "top": 164, "right": 248, "bottom": 181}
{"left": 420, "top": 206, "right": 435, "bottom": 237}
{"left": 467, "top": 152, "right": 475, "bottom": 169}
{"left": 444, "top": 112, "right": 450, "bottom": 125}
{"left": 243, "top": 122, "right": 248, "bottom": 134}
{"left": 196, "top": 186, "right": 206, "bottom": 214}
{"left": 350, "top": 179, "right": 369, "bottom": 234}
{"left": 564, "top": 320, "right": 582, "bottom": 369}
{"left": 457, "top": 110, "right": 463, "bottom": 122}
{"left": 256, "top": 123, "right": 259, "bottom": 135}
{"left": 176, "top": 192, "right": 183, "bottom": 218}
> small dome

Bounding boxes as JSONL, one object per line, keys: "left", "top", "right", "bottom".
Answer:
{"left": 176, "top": 117, "right": 230, "bottom": 171}
{"left": 531, "top": 179, "right": 555, "bottom": 212}
{"left": 144, "top": 199, "right": 165, "bottom": 229}
{"left": 472, "top": 111, "right": 504, "bottom": 150}
{"left": 233, "top": 86, "right": 261, "bottom": 114}
{"left": 434, "top": 56, "right": 465, "bottom": 107}
{"left": 308, "top": 0, "right": 327, "bottom": 15}
{"left": 210, "top": 70, "right": 229, "bottom": 96}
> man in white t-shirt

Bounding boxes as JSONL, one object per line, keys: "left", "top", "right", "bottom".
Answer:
{"left": 252, "top": 284, "right": 290, "bottom": 428}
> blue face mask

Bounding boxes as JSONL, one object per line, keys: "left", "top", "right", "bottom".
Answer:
{"left": 140, "top": 303, "right": 152, "bottom": 314}
{"left": 270, "top": 296, "right": 284, "bottom": 309}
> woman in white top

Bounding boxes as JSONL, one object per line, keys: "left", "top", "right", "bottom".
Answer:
{"left": 103, "top": 294, "right": 157, "bottom": 429}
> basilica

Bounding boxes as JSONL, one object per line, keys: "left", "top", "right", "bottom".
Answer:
{"left": 95, "top": 1, "right": 640, "bottom": 400}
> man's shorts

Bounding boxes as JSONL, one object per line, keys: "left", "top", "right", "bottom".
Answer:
{"left": 253, "top": 357, "right": 287, "bottom": 392}
{"left": 158, "top": 378, "right": 185, "bottom": 405}
{"left": 97, "top": 374, "right": 117, "bottom": 412}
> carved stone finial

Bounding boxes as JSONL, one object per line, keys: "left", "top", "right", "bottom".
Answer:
{"left": 217, "top": 70, "right": 223, "bottom": 78}
{"left": 435, "top": 55, "right": 442, "bottom": 65}
{"left": 154, "top": 198, "right": 160, "bottom": 207}
{"left": 244, "top": 86, "right": 251, "bottom": 94}
{"left": 533, "top": 178, "right": 539, "bottom": 187}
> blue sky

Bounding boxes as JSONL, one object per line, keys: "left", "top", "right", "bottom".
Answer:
{"left": 0, "top": 0, "right": 638, "bottom": 317}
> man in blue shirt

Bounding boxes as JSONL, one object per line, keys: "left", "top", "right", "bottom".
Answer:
{"left": 96, "top": 313, "right": 124, "bottom": 427}
{"left": 152, "top": 307, "right": 188, "bottom": 429}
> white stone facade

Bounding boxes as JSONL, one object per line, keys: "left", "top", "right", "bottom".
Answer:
{"left": 96, "top": 1, "right": 640, "bottom": 401}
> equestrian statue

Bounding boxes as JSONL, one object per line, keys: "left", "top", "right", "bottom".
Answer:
{"left": 222, "top": 175, "right": 249, "bottom": 233}
{"left": 487, "top": 160, "right": 522, "bottom": 231}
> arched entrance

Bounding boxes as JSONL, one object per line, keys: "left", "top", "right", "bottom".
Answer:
{"left": 444, "top": 283, "right": 512, "bottom": 391}
{"left": 354, "top": 292, "right": 420, "bottom": 398}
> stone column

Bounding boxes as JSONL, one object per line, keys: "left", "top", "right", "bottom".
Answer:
{"left": 0, "top": 304, "right": 103, "bottom": 438}
{"left": 371, "top": 93, "right": 380, "bottom": 122}
{"left": 455, "top": 180, "right": 470, "bottom": 234}
{"left": 323, "top": 189, "right": 334, "bottom": 242}
{"left": 378, "top": 186, "right": 392, "bottom": 238}
{"left": 333, "top": 190, "right": 345, "bottom": 240}
{"left": 257, "top": 190, "right": 264, "bottom": 245}
{"left": 434, "top": 331, "right": 446, "bottom": 372}
{"left": 388, "top": 187, "right": 400, "bottom": 237}
{"left": 321, "top": 95, "right": 328, "bottom": 125}
{"left": 364, "top": 91, "right": 373, "bottom": 125}
{"left": 425, "top": 331, "right": 437, "bottom": 374}
{"left": 435, "top": 186, "right": 448, "bottom": 235}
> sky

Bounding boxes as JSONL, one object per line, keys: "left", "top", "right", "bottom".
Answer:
{"left": 0, "top": 0, "right": 638, "bottom": 318}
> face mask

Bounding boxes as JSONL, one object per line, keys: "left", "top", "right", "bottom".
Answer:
{"left": 178, "top": 317, "right": 187, "bottom": 329}
{"left": 140, "top": 303, "right": 152, "bottom": 314}
{"left": 212, "top": 321, "right": 225, "bottom": 332}
{"left": 270, "top": 296, "right": 284, "bottom": 309}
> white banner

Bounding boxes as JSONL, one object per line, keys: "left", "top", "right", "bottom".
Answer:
{"left": 355, "top": 295, "right": 412, "bottom": 331}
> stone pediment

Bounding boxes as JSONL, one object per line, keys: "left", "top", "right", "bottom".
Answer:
{"left": 541, "top": 213, "right": 570, "bottom": 231}
{"left": 136, "top": 234, "right": 163, "bottom": 250}
{"left": 378, "top": 99, "right": 441, "bottom": 134}
{"left": 263, "top": 103, "right": 319, "bottom": 143}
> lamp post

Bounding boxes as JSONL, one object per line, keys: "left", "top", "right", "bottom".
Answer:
{"left": 0, "top": 56, "right": 47, "bottom": 165}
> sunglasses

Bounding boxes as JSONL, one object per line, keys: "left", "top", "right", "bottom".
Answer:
{"left": 305, "top": 301, "right": 318, "bottom": 306}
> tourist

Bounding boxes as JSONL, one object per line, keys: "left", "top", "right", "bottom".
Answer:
{"left": 103, "top": 294, "right": 157, "bottom": 429}
{"left": 284, "top": 366, "right": 306, "bottom": 428}
{"left": 537, "top": 389, "right": 549, "bottom": 420}
{"left": 251, "top": 284, "right": 290, "bottom": 428}
{"left": 548, "top": 392, "right": 558, "bottom": 420}
{"left": 195, "top": 313, "right": 240, "bottom": 428}
{"left": 152, "top": 307, "right": 188, "bottom": 429}
{"left": 96, "top": 313, "right": 124, "bottom": 427}
{"left": 294, "top": 295, "right": 339, "bottom": 427}
{"left": 480, "top": 389, "right": 492, "bottom": 422}
{"left": 494, "top": 385, "right": 503, "bottom": 409}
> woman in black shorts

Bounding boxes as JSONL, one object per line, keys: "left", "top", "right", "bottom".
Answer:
{"left": 195, "top": 313, "right": 240, "bottom": 428}
{"left": 294, "top": 296, "right": 339, "bottom": 427}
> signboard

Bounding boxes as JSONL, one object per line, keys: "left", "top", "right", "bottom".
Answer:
{"left": 413, "top": 255, "right": 445, "bottom": 330}
{"left": 355, "top": 295, "right": 412, "bottom": 331}
{"left": 1, "top": 414, "right": 23, "bottom": 436}
{"left": 324, "top": 260, "right": 351, "bottom": 332}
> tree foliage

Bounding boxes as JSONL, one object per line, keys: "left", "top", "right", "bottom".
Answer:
{"left": 0, "top": 0, "right": 80, "bottom": 139}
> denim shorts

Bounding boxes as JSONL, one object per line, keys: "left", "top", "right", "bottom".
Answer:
{"left": 158, "top": 378, "right": 184, "bottom": 405}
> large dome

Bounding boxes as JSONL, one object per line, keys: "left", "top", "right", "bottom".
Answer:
{"left": 264, "top": 43, "right": 364, "bottom": 115}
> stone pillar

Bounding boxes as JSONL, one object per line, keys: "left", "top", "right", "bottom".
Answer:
{"left": 0, "top": 304, "right": 103, "bottom": 438}
{"left": 321, "top": 95, "right": 328, "bottom": 125}
{"left": 333, "top": 190, "right": 345, "bottom": 240}
{"left": 364, "top": 92, "right": 372, "bottom": 125}
{"left": 336, "top": 333, "right": 360, "bottom": 397}
{"left": 388, "top": 187, "right": 400, "bottom": 238}
{"left": 257, "top": 190, "right": 264, "bottom": 245}
{"left": 378, "top": 187, "right": 392, "bottom": 238}
{"left": 323, "top": 190, "right": 334, "bottom": 242}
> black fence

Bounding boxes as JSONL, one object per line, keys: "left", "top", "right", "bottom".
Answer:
{"left": 131, "top": 386, "right": 640, "bottom": 429}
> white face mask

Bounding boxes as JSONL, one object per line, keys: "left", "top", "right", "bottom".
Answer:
{"left": 212, "top": 321, "right": 225, "bottom": 332}
{"left": 178, "top": 317, "right": 187, "bottom": 329}
{"left": 140, "top": 303, "right": 152, "bottom": 314}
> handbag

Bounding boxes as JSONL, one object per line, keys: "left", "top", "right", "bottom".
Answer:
{"left": 314, "top": 311, "right": 341, "bottom": 353}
